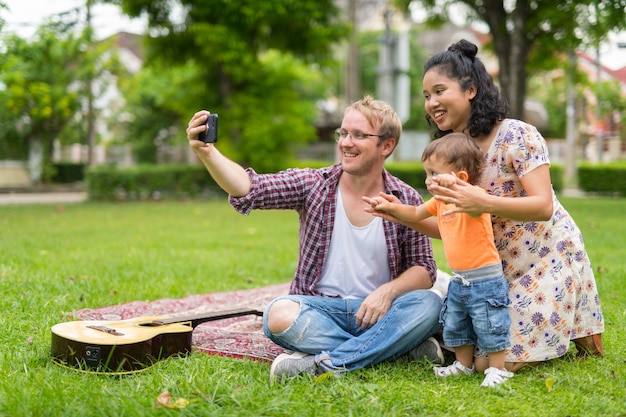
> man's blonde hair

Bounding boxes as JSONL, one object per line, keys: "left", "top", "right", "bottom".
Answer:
{"left": 345, "top": 95, "right": 402, "bottom": 151}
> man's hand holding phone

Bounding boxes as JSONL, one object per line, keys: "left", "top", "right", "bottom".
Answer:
{"left": 198, "top": 113, "right": 218, "bottom": 143}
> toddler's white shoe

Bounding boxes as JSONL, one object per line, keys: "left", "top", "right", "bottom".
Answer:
{"left": 433, "top": 360, "right": 476, "bottom": 377}
{"left": 480, "top": 367, "right": 514, "bottom": 387}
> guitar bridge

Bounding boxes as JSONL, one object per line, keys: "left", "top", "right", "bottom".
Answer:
{"left": 87, "top": 325, "right": 124, "bottom": 336}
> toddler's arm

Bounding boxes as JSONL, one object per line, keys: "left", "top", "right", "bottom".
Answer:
{"left": 363, "top": 193, "right": 430, "bottom": 223}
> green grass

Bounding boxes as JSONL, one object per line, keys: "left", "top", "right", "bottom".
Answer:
{"left": 0, "top": 198, "right": 624, "bottom": 416}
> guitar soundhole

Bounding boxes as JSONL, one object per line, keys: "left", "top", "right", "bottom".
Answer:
{"left": 139, "top": 322, "right": 165, "bottom": 327}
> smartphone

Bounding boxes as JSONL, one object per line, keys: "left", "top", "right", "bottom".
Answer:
{"left": 198, "top": 114, "right": 218, "bottom": 143}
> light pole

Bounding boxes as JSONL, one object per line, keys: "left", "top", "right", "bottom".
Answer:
{"left": 346, "top": 0, "right": 360, "bottom": 103}
{"left": 376, "top": 5, "right": 410, "bottom": 123}
{"left": 595, "top": 45, "right": 603, "bottom": 163}
{"left": 564, "top": 50, "right": 577, "bottom": 183}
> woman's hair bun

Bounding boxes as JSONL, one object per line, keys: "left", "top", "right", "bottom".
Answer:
{"left": 448, "top": 39, "right": 478, "bottom": 59}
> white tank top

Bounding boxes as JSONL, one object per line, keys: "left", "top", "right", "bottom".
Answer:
{"left": 315, "top": 190, "right": 392, "bottom": 298}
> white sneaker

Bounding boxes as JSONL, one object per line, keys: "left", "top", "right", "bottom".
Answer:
{"left": 269, "top": 352, "right": 317, "bottom": 382}
{"left": 433, "top": 360, "right": 476, "bottom": 377}
{"left": 408, "top": 337, "right": 445, "bottom": 364}
{"left": 480, "top": 367, "right": 514, "bottom": 387}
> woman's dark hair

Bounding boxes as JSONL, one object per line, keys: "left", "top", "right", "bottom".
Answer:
{"left": 423, "top": 39, "right": 508, "bottom": 139}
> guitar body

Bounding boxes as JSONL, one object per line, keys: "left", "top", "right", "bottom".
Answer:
{"left": 51, "top": 317, "right": 194, "bottom": 373}
{"left": 51, "top": 308, "right": 262, "bottom": 374}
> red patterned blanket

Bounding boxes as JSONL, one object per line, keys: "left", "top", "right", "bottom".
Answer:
{"left": 72, "top": 283, "right": 291, "bottom": 363}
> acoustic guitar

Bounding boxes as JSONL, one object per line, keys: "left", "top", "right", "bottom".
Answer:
{"left": 51, "top": 308, "right": 263, "bottom": 374}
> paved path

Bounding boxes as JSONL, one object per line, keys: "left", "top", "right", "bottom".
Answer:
{"left": 0, "top": 192, "right": 87, "bottom": 205}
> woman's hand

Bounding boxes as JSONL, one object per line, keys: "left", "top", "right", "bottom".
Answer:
{"left": 432, "top": 165, "right": 554, "bottom": 221}
{"left": 430, "top": 176, "right": 486, "bottom": 217}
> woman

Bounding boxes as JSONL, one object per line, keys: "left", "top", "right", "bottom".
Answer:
{"left": 420, "top": 39, "right": 604, "bottom": 372}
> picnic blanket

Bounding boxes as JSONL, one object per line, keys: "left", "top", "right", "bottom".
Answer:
{"left": 72, "top": 283, "right": 291, "bottom": 363}
{"left": 69, "top": 272, "right": 451, "bottom": 364}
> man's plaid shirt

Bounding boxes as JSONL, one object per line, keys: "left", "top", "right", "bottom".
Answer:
{"left": 229, "top": 164, "right": 436, "bottom": 296}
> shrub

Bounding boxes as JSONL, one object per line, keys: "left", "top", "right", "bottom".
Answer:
{"left": 578, "top": 162, "right": 626, "bottom": 196}
{"left": 52, "top": 163, "right": 85, "bottom": 183}
{"left": 85, "top": 164, "right": 225, "bottom": 201}
{"left": 386, "top": 162, "right": 427, "bottom": 191}
{"left": 550, "top": 164, "right": 563, "bottom": 193}
{"left": 84, "top": 161, "right": 565, "bottom": 201}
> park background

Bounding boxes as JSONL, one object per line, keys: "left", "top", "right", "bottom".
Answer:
{"left": 1, "top": 1, "right": 625, "bottom": 416}
{"left": 1, "top": 0, "right": 626, "bottom": 189}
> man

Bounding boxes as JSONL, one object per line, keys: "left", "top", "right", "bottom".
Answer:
{"left": 186, "top": 96, "right": 444, "bottom": 381}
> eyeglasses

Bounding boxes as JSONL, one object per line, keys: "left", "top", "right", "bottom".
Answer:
{"left": 334, "top": 128, "right": 384, "bottom": 142}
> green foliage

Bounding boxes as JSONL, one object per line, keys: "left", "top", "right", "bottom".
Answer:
{"left": 133, "top": 0, "right": 349, "bottom": 64}
{"left": 0, "top": 2, "right": 5, "bottom": 30}
{"left": 0, "top": 109, "right": 27, "bottom": 159}
{"left": 112, "top": 62, "right": 200, "bottom": 163}
{"left": 0, "top": 30, "right": 81, "bottom": 169}
{"left": 86, "top": 160, "right": 431, "bottom": 202}
{"left": 107, "top": 0, "right": 349, "bottom": 170}
{"left": 0, "top": 198, "right": 625, "bottom": 416}
{"left": 550, "top": 164, "right": 564, "bottom": 193}
{"left": 393, "top": 0, "right": 626, "bottom": 120}
{"left": 386, "top": 161, "right": 427, "bottom": 190}
{"left": 406, "top": 0, "right": 626, "bottom": 60}
{"left": 595, "top": 79, "right": 626, "bottom": 122}
{"left": 86, "top": 164, "right": 226, "bottom": 201}
{"left": 85, "top": 160, "right": 561, "bottom": 202}
{"left": 52, "top": 163, "right": 85, "bottom": 183}
{"left": 528, "top": 72, "right": 568, "bottom": 138}
{"left": 0, "top": 23, "right": 120, "bottom": 180}
{"left": 224, "top": 51, "right": 323, "bottom": 172}
{"left": 578, "top": 162, "right": 626, "bottom": 196}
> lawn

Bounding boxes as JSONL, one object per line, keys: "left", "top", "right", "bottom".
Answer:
{"left": 0, "top": 197, "right": 624, "bottom": 416}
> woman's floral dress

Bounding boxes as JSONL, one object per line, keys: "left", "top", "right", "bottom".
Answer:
{"left": 479, "top": 119, "right": 604, "bottom": 362}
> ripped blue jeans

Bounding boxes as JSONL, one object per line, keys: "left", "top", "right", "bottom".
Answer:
{"left": 263, "top": 290, "right": 442, "bottom": 372}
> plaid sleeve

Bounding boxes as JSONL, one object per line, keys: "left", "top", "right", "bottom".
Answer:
{"left": 229, "top": 167, "right": 318, "bottom": 215}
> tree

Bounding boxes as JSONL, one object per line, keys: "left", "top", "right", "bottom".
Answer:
{"left": 0, "top": 2, "right": 5, "bottom": 31}
{"left": 106, "top": 0, "right": 349, "bottom": 170}
{"left": 595, "top": 78, "right": 626, "bottom": 136}
{"left": 0, "top": 21, "right": 119, "bottom": 182}
{"left": 392, "top": 0, "right": 626, "bottom": 120}
{"left": 110, "top": 62, "right": 198, "bottom": 164}
{"left": 0, "top": 28, "right": 83, "bottom": 182}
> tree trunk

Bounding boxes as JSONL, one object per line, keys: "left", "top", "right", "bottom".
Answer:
{"left": 504, "top": 1, "right": 528, "bottom": 120}
{"left": 476, "top": 0, "right": 529, "bottom": 120}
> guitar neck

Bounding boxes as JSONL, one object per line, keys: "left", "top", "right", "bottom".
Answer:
{"left": 153, "top": 308, "right": 263, "bottom": 328}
